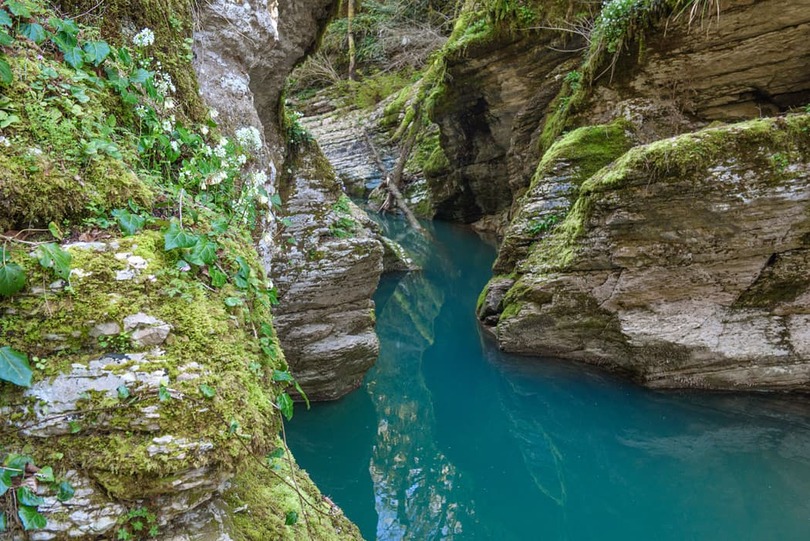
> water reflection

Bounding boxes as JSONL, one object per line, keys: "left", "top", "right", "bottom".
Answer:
{"left": 289, "top": 218, "right": 810, "bottom": 541}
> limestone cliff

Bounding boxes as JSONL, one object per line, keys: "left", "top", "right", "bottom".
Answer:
{"left": 432, "top": 0, "right": 810, "bottom": 390}
{"left": 0, "top": 0, "right": 365, "bottom": 537}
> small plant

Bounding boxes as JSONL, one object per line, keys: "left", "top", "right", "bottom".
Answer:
{"left": 526, "top": 214, "right": 562, "bottom": 236}
{"left": 115, "top": 506, "right": 158, "bottom": 540}
{"left": 0, "top": 452, "right": 75, "bottom": 534}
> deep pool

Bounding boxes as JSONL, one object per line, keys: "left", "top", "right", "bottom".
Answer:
{"left": 287, "top": 218, "right": 810, "bottom": 541}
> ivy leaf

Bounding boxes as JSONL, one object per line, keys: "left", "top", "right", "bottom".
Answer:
{"left": 36, "top": 243, "right": 71, "bottom": 280}
{"left": 158, "top": 384, "right": 171, "bottom": 402}
{"left": 0, "top": 262, "right": 26, "bottom": 296}
{"left": 0, "top": 57, "right": 12, "bottom": 86}
{"left": 82, "top": 40, "right": 111, "bottom": 66}
{"left": 277, "top": 392, "right": 294, "bottom": 421}
{"left": 163, "top": 222, "right": 198, "bottom": 251}
{"left": 117, "top": 384, "right": 130, "bottom": 400}
{"left": 223, "top": 296, "right": 243, "bottom": 307}
{"left": 199, "top": 383, "right": 216, "bottom": 398}
{"left": 233, "top": 256, "right": 251, "bottom": 289}
{"left": 111, "top": 208, "right": 145, "bottom": 236}
{"left": 17, "top": 487, "right": 44, "bottom": 507}
{"left": 5, "top": 0, "right": 31, "bottom": 18}
{"left": 56, "top": 481, "right": 74, "bottom": 502}
{"left": 0, "top": 346, "right": 33, "bottom": 387}
{"left": 0, "top": 9, "right": 11, "bottom": 27}
{"left": 0, "top": 31, "right": 11, "bottom": 46}
{"left": 185, "top": 238, "right": 217, "bottom": 266}
{"left": 19, "top": 22, "right": 46, "bottom": 43}
{"left": 0, "top": 469, "right": 12, "bottom": 497}
{"left": 285, "top": 511, "right": 298, "bottom": 526}
{"left": 209, "top": 268, "right": 227, "bottom": 288}
{"left": 270, "top": 192, "right": 282, "bottom": 209}
{"left": 34, "top": 466, "right": 54, "bottom": 483}
{"left": 272, "top": 370, "right": 294, "bottom": 383}
{"left": 63, "top": 46, "right": 84, "bottom": 69}
{"left": 18, "top": 505, "right": 47, "bottom": 531}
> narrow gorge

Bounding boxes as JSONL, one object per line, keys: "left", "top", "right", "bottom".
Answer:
{"left": 0, "top": 0, "right": 809, "bottom": 539}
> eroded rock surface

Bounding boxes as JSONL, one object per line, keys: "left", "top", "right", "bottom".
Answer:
{"left": 491, "top": 116, "right": 810, "bottom": 390}
{"left": 271, "top": 144, "right": 385, "bottom": 400}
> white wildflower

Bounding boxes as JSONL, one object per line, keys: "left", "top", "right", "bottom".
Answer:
{"left": 207, "top": 171, "right": 227, "bottom": 186}
{"left": 236, "top": 154, "right": 247, "bottom": 166}
{"left": 133, "top": 28, "right": 155, "bottom": 47}
{"left": 162, "top": 119, "right": 173, "bottom": 132}
{"left": 163, "top": 97, "right": 175, "bottom": 110}
{"left": 214, "top": 145, "right": 227, "bottom": 158}
{"left": 154, "top": 71, "right": 176, "bottom": 96}
{"left": 209, "top": 108, "right": 219, "bottom": 119}
{"left": 249, "top": 170, "right": 268, "bottom": 186}
{"left": 201, "top": 126, "right": 209, "bottom": 136}
{"left": 170, "top": 140, "right": 179, "bottom": 152}
{"left": 235, "top": 126, "right": 262, "bottom": 153}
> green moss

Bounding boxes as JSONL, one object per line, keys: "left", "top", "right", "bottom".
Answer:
{"left": 57, "top": 0, "right": 206, "bottom": 122}
{"left": 225, "top": 444, "right": 362, "bottom": 540}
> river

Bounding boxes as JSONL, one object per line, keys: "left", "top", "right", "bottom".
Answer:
{"left": 287, "top": 217, "right": 810, "bottom": 541}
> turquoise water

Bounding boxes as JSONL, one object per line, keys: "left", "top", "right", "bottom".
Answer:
{"left": 287, "top": 219, "right": 810, "bottom": 541}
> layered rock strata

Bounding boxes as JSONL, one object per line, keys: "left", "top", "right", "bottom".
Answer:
{"left": 490, "top": 116, "right": 810, "bottom": 390}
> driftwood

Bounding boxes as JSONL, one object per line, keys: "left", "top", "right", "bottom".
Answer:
{"left": 363, "top": 127, "right": 427, "bottom": 236}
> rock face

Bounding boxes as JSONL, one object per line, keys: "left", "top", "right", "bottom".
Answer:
{"left": 492, "top": 116, "right": 810, "bottom": 390}
{"left": 270, "top": 144, "right": 385, "bottom": 400}
{"left": 0, "top": 237, "right": 361, "bottom": 540}
{"left": 429, "top": 33, "right": 580, "bottom": 223}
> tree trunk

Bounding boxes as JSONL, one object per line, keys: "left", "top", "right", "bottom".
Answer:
{"left": 347, "top": 0, "right": 357, "bottom": 80}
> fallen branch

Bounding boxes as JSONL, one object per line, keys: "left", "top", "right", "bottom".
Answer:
{"left": 363, "top": 128, "right": 428, "bottom": 236}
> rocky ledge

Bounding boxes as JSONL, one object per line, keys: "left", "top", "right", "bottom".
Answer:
{"left": 481, "top": 115, "right": 810, "bottom": 390}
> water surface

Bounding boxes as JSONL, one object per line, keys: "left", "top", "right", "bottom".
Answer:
{"left": 287, "top": 219, "right": 810, "bottom": 541}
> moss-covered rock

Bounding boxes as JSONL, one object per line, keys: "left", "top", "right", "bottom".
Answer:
{"left": 494, "top": 115, "right": 810, "bottom": 391}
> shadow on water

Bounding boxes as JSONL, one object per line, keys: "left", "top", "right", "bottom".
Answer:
{"left": 288, "top": 216, "right": 810, "bottom": 541}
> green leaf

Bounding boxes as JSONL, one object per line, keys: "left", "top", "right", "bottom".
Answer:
{"left": 130, "top": 68, "right": 152, "bottom": 84}
{"left": 0, "top": 57, "right": 12, "bottom": 86}
{"left": 117, "top": 384, "right": 130, "bottom": 400}
{"left": 48, "top": 221, "right": 64, "bottom": 240}
{"left": 111, "top": 208, "right": 146, "bottom": 236}
{"left": 82, "top": 40, "right": 111, "bottom": 66}
{"left": 233, "top": 256, "right": 250, "bottom": 289}
{"left": 4, "top": 454, "right": 32, "bottom": 471}
{"left": 158, "top": 384, "right": 170, "bottom": 402}
{"left": 36, "top": 243, "right": 71, "bottom": 280}
{"left": 63, "top": 46, "right": 84, "bottom": 69}
{"left": 19, "top": 22, "right": 45, "bottom": 43}
{"left": 186, "top": 238, "right": 217, "bottom": 266}
{"left": 163, "top": 222, "right": 198, "bottom": 251}
{"left": 0, "top": 9, "right": 11, "bottom": 26}
{"left": 294, "top": 381, "right": 310, "bottom": 410}
{"left": 270, "top": 192, "right": 282, "bottom": 208}
{"left": 18, "top": 505, "right": 47, "bottom": 531}
{"left": 0, "top": 31, "right": 12, "bottom": 46}
{"left": 0, "top": 262, "right": 25, "bottom": 296}
{"left": 34, "top": 466, "right": 54, "bottom": 483}
{"left": 210, "top": 217, "right": 229, "bottom": 235}
{"left": 0, "top": 511, "right": 5, "bottom": 532}
{"left": 260, "top": 322, "right": 274, "bottom": 338}
{"left": 117, "top": 46, "right": 132, "bottom": 67}
{"left": 272, "top": 370, "right": 294, "bottom": 383}
{"left": 199, "top": 383, "right": 216, "bottom": 398}
{"left": 6, "top": 0, "right": 31, "bottom": 18}
{"left": 17, "top": 486, "right": 44, "bottom": 507}
{"left": 285, "top": 511, "right": 298, "bottom": 526}
{"left": 56, "top": 480, "right": 74, "bottom": 502}
{"left": 277, "top": 392, "right": 294, "bottom": 421}
{"left": 0, "top": 469, "right": 12, "bottom": 497}
{"left": 0, "top": 346, "right": 33, "bottom": 387}
{"left": 224, "top": 296, "right": 243, "bottom": 307}
{"left": 209, "top": 268, "right": 227, "bottom": 288}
